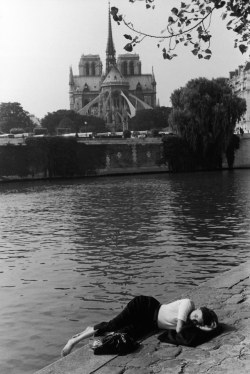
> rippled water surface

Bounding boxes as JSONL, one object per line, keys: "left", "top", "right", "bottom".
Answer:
{"left": 1, "top": 171, "right": 250, "bottom": 373}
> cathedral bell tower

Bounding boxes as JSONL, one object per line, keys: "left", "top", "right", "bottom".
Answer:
{"left": 106, "top": 3, "right": 116, "bottom": 74}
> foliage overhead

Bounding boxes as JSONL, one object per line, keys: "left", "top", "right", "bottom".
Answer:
{"left": 128, "top": 106, "right": 172, "bottom": 131}
{"left": 169, "top": 77, "right": 246, "bottom": 168}
{"left": 111, "top": 0, "right": 250, "bottom": 59}
{"left": 0, "top": 102, "right": 33, "bottom": 133}
{"left": 41, "top": 110, "right": 106, "bottom": 135}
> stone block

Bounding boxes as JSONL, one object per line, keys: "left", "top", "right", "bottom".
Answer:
{"left": 179, "top": 347, "right": 210, "bottom": 361}
{"left": 95, "top": 366, "right": 124, "bottom": 374}
{"left": 124, "top": 368, "right": 152, "bottom": 374}
{"left": 35, "top": 345, "right": 117, "bottom": 374}
{"left": 226, "top": 294, "right": 246, "bottom": 304}
{"left": 153, "top": 346, "right": 182, "bottom": 360}
{"left": 127, "top": 353, "right": 159, "bottom": 368}
{"left": 219, "top": 356, "right": 250, "bottom": 373}
{"left": 240, "top": 278, "right": 250, "bottom": 287}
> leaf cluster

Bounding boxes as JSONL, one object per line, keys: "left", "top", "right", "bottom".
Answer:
{"left": 112, "top": 0, "right": 250, "bottom": 59}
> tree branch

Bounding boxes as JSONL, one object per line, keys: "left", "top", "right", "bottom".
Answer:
{"left": 122, "top": 7, "right": 216, "bottom": 40}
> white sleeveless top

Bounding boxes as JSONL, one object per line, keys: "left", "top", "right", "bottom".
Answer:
{"left": 157, "top": 298, "right": 195, "bottom": 330}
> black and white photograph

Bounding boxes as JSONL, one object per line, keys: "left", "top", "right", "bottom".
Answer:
{"left": 0, "top": 1, "right": 250, "bottom": 373}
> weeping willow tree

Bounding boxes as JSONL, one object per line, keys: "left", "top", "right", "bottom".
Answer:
{"left": 166, "top": 77, "right": 246, "bottom": 170}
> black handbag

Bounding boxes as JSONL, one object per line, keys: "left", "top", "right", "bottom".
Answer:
{"left": 91, "top": 332, "right": 139, "bottom": 355}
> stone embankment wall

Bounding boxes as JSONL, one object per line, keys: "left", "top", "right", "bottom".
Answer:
{"left": 0, "top": 134, "right": 250, "bottom": 182}
{"left": 232, "top": 133, "right": 250, "bottom": 169}
{"left": 0, "top": 138, "right": 167, "bottom": 182}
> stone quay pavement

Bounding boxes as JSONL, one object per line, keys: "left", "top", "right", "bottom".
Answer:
{"left": 36, "top": 260, "right": 250, "bottom": 374}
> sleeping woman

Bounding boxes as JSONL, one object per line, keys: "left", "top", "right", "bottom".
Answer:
{"left": 62, "top": 295, "right": 219, "bottom": 356}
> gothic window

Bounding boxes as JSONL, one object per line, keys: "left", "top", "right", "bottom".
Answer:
{"left": 144, "top": 96, "right": 152, "bottom": 106}
{"left": 91, "top": 62, "right": 95, "bottom": 76}
{"left": 122, "top": 61, "right": 128, "bottom": 76}
{"left": 85, "top": 62, "right": 89, "bottom": 76}
{"left": 129, "top": 61, "right": 134, "bottom": 75}
{"left": 83, "top": 83, "right": 89, "bottom": 92}
{"left": 135, "top": 82, "right": 143, "bottom": 100}
{"left": 112, "top": 91, "right": 119, "bottom": 108}
{"left": 136, "top": 82, "right": 142, "bottom": 91}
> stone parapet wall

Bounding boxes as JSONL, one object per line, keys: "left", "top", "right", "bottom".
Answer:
{"left": 0, "top": 138, "right": 168, "bottom": 182}
{"left": 0, "top": 135, "right": 250, "bottom": 182}
{"left": 97, "top": 140, "right": 166, "bottom": 175}
{"left": 233, "top": 134, "right": 250, "bottom": 168}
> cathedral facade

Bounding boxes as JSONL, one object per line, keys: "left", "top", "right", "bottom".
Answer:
{"left": 69, "top": 6, "right": 157, "bottom": 131}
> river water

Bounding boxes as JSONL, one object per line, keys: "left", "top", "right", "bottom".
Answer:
{"left": 1, "top": 170, "right": 250, "bottom": 373}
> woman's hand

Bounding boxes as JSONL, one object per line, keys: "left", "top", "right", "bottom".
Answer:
{"left": 197, "top": 321, "right": 218, "bottom": 331}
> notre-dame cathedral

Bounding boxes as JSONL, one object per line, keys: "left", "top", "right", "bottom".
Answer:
{"left": 69, "top": 5, "right": 157, "bottom": 131}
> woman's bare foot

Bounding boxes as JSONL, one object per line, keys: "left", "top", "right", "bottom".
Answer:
{"left": 61, "top": 338, "right": 75, "bottom": 357}
{"left": 61, "top": 326, "right": 95, "bottom": 357}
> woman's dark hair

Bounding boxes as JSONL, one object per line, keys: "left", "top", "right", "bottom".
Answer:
{"left": 200, "top": 307, "right": 218, "bottom": 327}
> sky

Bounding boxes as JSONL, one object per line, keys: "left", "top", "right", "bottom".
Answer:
{"left": 0, "top": 0, "right": 248, "bottom": 120}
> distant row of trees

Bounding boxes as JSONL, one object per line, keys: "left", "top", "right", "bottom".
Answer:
{"left": 0, "top": 104, "right": 108, "bottom": 135}
{"left": 0, "top": 76, "right": 246, "bottom": 171}
{"left": 128, "top": 106, "right": 172, "bottom": 131}
{"left": 40, "top": 110, "right": 106, "bottom": 134}
{"left": 0, "top": 102, "right": 172, "bottom": 135}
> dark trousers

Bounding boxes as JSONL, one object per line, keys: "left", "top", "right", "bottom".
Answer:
{"left": 94, "top": 295, "right": 161, "bottom": 339}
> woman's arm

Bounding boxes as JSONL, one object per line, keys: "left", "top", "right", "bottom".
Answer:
{"left": 177, "top": 299, "right": 195, "bottom": 332}
{"left": 61, "top": 326, "right": 96, "bottom": 357}
{"left": 176, "top": 319, "right": 185, "bottom": 333}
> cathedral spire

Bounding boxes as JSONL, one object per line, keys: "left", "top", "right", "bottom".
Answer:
{"left": 69, "top": 66, "right": 74, "bottom": 87}
{"left": 152, "top": 66, "right": 156, "bottom": 83}
{"left": 106, "top": 2, "right": 116, "bottom": 74}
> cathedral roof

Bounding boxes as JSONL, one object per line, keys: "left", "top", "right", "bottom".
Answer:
{"left": 73, "top": 75, "right": 102, "bottom": 91}
{"left": 80, "top": 54, "right": 100, "bottom": 58}
{"left": 102, "top": 65, "right": 128, "bottom": 87}
{"left": 125, "top": 74, "right": 155, "bottom": 91}
{"left": 118, "top": 53, "right": 140, "bottom": 60}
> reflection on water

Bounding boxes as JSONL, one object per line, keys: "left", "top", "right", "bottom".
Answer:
{"left": 1, "top": 170, "right": 250, "bottom": 373}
